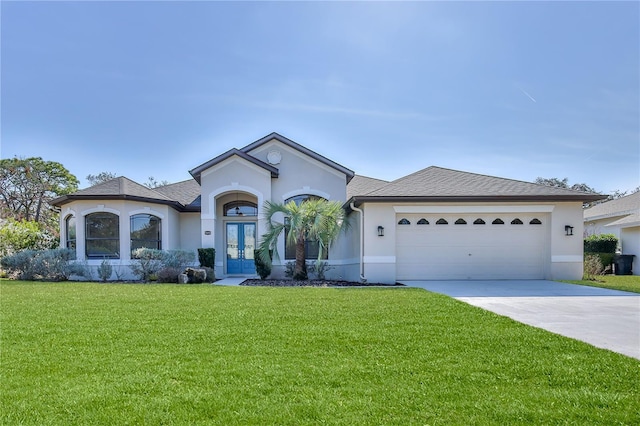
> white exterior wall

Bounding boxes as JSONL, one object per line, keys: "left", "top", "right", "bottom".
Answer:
{"left": 620, "top": 227, "right": 639, "bottom": 275}
{"left": 58, "top": 200, "right": 180, "bottom": 280}
{"left": 357, "top": 201, "right": 586, "bottom": 284}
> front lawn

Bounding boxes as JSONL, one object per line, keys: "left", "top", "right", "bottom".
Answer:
{"left": 1, "top": 281, "right": 638, "bottom": 425}
{"left": 561, "top": 275, "right": 640, "bottom": 294}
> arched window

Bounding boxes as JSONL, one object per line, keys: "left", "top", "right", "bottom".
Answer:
{"left": 417, "top": 218, "right": 429, "bottom": 225}
{"left": 436, "top": 218, "right": 448, "bottom": 225}
{"left": 530, "top": 218, "right": 542, "bottom": 225}
{"left": 473, "top": 218, "right": 486, "bottom": 225}
{"left": 65, "top": 216, "right": 76, "bottom": 249}
{"left": 224, "top": 201, "right": 258, "bottom": 217}
{"left": 511, "top": 218, "right": 524, "bottom": 225}
{"left": 284, "top": 195, "right": 327, "bottom": 260}
{"left": 398, "top": 218, "right": 411, "bottom": 225}
{"left": 85, "top": 212, "right": 120, "bottom": 259}
{"left": 454, "top": 218, "right": 467, "bottom": 225}
{"left": 130, "top": 214, "right": 162, "bottom": 253}
{"left": 492, "top": 218, "right": 504, "bottom": 225}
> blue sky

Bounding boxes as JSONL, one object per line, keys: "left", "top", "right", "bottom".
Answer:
{"left": 2, "top": 1, "right": 638, "bottom": 193}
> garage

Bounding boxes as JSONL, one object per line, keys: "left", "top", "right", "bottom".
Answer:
{"left": 396, "top": 213, "right": 549, "bottom": 280}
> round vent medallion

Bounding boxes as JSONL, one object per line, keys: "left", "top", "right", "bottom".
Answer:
{"left": 267, "top": 150, "right": 282, "bottom": 165}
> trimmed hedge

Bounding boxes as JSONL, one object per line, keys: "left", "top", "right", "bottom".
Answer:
{"left": 198, "top": 248, "right": 216, "bottom": 268}
{"left": 584, "top": 234, "right": 618, "bottom": 254}
{"left": 254, "top": 249, "right": 272, "bottom": 280}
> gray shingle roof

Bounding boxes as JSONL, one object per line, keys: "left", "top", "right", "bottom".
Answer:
{"left": 153, "top": 179, "right": 201, "bottom": 210}
{"left": 350, "top": 166, "right": 606, "bottom": 203}
{"left": 346, "top": 175, "right": 389, "bottom": 199}
{"left": 51, "top": 177, "right": 185, "bottom": 209}
{"left": 584, "top": 191, "right": 640, "bottom": 221}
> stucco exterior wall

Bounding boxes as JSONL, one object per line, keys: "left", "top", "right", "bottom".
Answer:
{"left": 548, "top": 202, "right": 585, "bottom": 280}
{"left": 620, "top": 227, "right": 639, "bottom": 275}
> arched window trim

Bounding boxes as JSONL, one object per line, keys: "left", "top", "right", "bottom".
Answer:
{"left": 65, "top": 215, "right": 76, "bottom": 250}
{"left": 398, "top": 218, "right": 411, "bottom": 225}
{"left": 417, "top": 218, "right": 429, "bottom": 225}
{"left": 223, "top": 200, "right": 258, "bottom": 217}
{"left": 85, "top": 212, "right": 120, "bottom": 259}
{"left": 130, "top": 214, "right": 162, "bottom": 254}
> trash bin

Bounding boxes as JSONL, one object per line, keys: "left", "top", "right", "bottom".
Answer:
{"left": 614, "top": 254, "right": 635, "bottom": 275}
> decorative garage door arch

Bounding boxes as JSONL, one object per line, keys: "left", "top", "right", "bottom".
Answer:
{"left": 396, "top": 213, "right": 549, "bottom": 280}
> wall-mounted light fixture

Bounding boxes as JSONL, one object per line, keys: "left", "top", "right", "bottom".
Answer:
{"left": 377, "top": 226, "right": 384, "bottom": 237}
{"left": 564, "top": 225, "right": 574, "bottom": 236}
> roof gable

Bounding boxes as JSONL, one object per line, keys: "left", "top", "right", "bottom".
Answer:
{"left": 189, "top": 148, "right": 279, "bottom": 184}
{"left": 351, "top": 166, "right": 606, "bottom": 204}
{"left": 241, "top": 132, "right": 355, "bottom": 183}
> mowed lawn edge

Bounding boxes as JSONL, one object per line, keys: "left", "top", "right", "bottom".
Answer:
{"left": 560, "top": 275, "right": 640, "bottom": 294}
{"left": 1, "top": 281, "right": 638, "bottom": 425}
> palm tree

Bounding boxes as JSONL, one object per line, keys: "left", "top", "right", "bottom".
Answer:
{"left": 258, "top": 198, "right": 347, "bottom": 280}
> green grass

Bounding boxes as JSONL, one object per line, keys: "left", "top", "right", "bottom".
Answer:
{"left": 561, "top": 275, "right": 640, "bottom": 294}
{"left": 1, "top": 281, "right": 638, "bottom": 425}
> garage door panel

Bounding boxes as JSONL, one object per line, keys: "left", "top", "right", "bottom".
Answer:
{"left": 396, "top": 214, "right": 547, "bottom": 280}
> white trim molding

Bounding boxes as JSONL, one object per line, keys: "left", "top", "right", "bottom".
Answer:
{"left": 551, "top": 255, "right": 583, "bottom": 263}
{"left": 363, "top": 256, "right": 396, "bottom": 264}
{"left": 282, "top": 187, "right": 331, "bottom": 201}
{"left": 81, "top": 206, "right": 120, "bottom": 216}
{"left": 394, "top": 205, "right": 555, "bottom": 214}
{"left": 202, "top": 184, "right": 264, "bottom": 220}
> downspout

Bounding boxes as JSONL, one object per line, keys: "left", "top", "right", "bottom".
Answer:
{"left": 349, "top": 202, "right": 366, "bottom": 282}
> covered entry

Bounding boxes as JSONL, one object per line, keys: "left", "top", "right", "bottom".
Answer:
{"left": 396, "top": 213, "right": 548, "bottom": 280}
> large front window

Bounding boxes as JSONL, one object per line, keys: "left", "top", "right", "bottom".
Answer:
{"left": 130, "top": 214, "right": 161, "bottom": 253}
{"left": 284, "top": 194, "right": 327, "bottom": 260}
{"left": 65, "top": 215, "right": 76, "bottom": 250}
{"left": 85, "top": 213, "right": 120, "bottom": 259}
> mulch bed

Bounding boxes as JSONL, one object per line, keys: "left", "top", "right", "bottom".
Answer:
{"left": 240, "top": 279, "right": 401, "bottom": 287}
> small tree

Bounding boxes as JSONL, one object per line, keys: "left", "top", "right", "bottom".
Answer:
{"left": 258, "top": 198, "right": 346, "bottom": 280}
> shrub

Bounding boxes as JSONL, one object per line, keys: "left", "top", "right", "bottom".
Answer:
{"left": 284, "top": 261, "right": 296, "bottom": 278}
{"left": 0, "top": 219, "right": 58, "bottom": 258}
{"left": 1, "top": 248, "right": 76, "bottom": 281}
{"left": 162, "top": 250, "right": 196, "bottom": 270}
{"left": 254, "top": 249, "right": 271, "bottom": 280}
{"left": 97, "top": 259, "right": 113, "bottom": 282}
{"left": 584, "top": 234, "right": 618, "bottom": 254}
{"left": 156, "top": 267, "right": 181, "bottom": 283}
{"left": 198, "top": 248, "right": 215, "bottom": 268}
{"left": 201, "top": 266, "right": 215, "bottom": 283}
{"left": 311, "top": 260, "right": 333, "bottom": 280}
{"left": 130, "top": 248, "right": 164, "bottom": 282}
{"left": 584, "top": 254, "right": 607, "bottom": 280}
{"left": 1, "top": 249, "right": 40, "bottom": 280}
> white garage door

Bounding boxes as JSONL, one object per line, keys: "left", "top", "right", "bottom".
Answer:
{"left": 396, "top": 214, "right": 548, "bottom": 280}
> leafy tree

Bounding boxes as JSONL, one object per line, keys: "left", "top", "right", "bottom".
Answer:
{"left": 535, "top": 177, "right": 599, "bottom": 194}
{"left": 0, "top": 157, "right": 79, "bottom": 225}
{"left": 258, "top": 198, "right": 346, "bottom": 280}
{"left": 0, "top": 219, "right": 58, "bottom": 257}
{"left": 86, "top": 171, "right": 117, "bottom": 186}
{"left": 144, "top": 176, "right": 169, "bottom": 188}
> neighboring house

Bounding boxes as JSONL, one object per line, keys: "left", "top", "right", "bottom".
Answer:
{"left": 584, "top": 192, "right": 640, "bottom": 275}
{"left": 52, "top": 132, "right": 603, "bottom": 283}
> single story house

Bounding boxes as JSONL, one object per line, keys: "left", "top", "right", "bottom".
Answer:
{"left": 584, "top": 192, "right": 639, "bottom": 275}
{"left": 52, "top": 132, "right": 604, "bottom": 283}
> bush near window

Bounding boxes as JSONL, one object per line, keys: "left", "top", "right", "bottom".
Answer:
{"left": 97, "top": 259, "right": 113, "bottom": 282}
{"left": 0, "top": 219, "right": 58, "bottom": 258}
{"left": 0, "top": 248, "right": 79, "bottom": 281}
{"left": 130, "top": 249, "right": 197, "bottom": 282}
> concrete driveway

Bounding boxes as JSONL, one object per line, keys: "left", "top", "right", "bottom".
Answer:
{"left": 399, "top": 280, "right": 640, "bottom": 360}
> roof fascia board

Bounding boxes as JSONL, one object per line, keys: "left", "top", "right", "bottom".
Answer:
{"left": 350, "top": 195, "right": 604, "bottom": 207}
{"left": 189, "top": 149, "right": 278, "bottom": 183}
{"left": 52, "top": 195, "right": 187, "bottom": 211}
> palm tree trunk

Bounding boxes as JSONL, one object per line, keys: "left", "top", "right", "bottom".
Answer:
{"left": 294, "top": 234, "right": 308, "bottom": 280}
